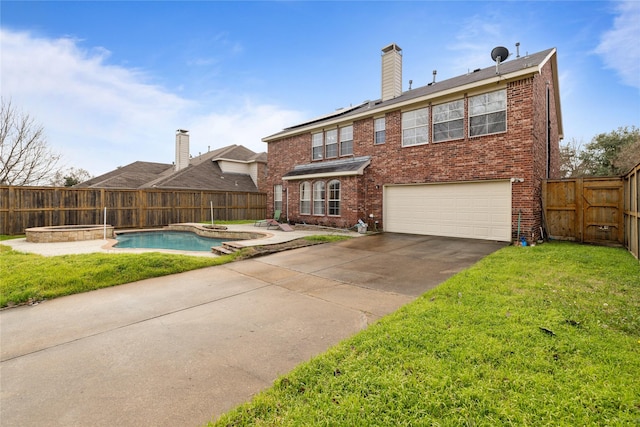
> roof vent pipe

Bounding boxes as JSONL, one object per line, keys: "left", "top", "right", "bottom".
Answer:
{"left": 516, "top": 42, "right": 521, "bottom": 58}
{"left": 432, "top": 70, "right": 437, "bottom": 84}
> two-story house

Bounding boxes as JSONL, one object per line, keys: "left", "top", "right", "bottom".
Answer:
{"left": 263, "top": 43, "right": 562, "bottom": 242}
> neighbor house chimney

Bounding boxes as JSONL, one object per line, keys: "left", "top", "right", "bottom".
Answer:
{"left": 381, "top": 43, "right": 402, "bottom": 102}
{"left": 175, "top": 129, "right": 190, "bottom": 171}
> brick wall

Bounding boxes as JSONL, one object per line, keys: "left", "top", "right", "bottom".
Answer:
{"left": 266, "top": 68, "right": 561, "bottom": 240}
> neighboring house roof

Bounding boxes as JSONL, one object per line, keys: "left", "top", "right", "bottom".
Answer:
{"left": 77, "top": 144, "right": 265, "bottom": 191}
{"left": 78, "top": 161, "right": 174, "bottom": 188}
{"left": 146, "top": 159, "right": 258, "bottom": 192}
{"left": 188, "top": 144, "right": 267, "bottom": 166}
{"left": 264, "top": 47, "right": 562, "bottom": 141}
{"left": 283, "top": 156, "right": 371, "bottom": 181}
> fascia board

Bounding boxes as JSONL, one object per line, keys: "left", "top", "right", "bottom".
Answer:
{"left": 282, "top": 169, "right": 365, "bottom": 181}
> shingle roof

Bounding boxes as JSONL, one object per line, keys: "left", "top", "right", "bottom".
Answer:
{"left": 76, "top": 144, "right": 265, "bottom": 191}
{"left": 282, "top": 156, "right": 371, "bottom": 180}
{"left": 265, "top": 48, "right": 557, "bottom": 140}
{"left": 77, "top": 161, "right": 174, "bottom": 188}
{"left": 147, "top": 161, "right": 258, "bottom": 192}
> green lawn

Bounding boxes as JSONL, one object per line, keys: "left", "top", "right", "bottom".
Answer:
{"left": 0, "top": 234, "right": 345, "bottom": 308}
{"left": 211, "top": 242, "right": 640, "bottom": 426}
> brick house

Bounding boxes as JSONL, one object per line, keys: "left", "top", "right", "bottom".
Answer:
{"left": 263, "top": 44, "right": 562, "bottom": 242}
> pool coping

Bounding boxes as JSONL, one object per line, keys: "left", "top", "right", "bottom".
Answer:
{"left": 3, "top": 223, "right": 362, "bottom": 257}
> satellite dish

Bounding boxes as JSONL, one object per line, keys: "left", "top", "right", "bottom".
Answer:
{"left": 491, "top": 46, "right": 510, "bottom": 62}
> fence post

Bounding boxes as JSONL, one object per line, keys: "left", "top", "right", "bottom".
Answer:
{"left": 138, "top": 189, "right": 144, "bottom": 228}
{"left": 8, "top": 186, "right": 15, "bottom": 235}
{"left": 576, "top": 178, "right": 584, "bottom": 243}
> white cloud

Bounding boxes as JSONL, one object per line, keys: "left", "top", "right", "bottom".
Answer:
{"left": 595, "top": 0, "right": 640, "bottom": 90}
{"left": 186, "top": 101, "right": 305, "bottom": 156}
{"left": 445, "top": 14, "right": 509, "bottom": 75}
{"left": 0, "top": 29, "right": 301, "bottom": 176}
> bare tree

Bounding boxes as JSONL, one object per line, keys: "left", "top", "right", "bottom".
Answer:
{"left": 50, "top": 167, "right": 93, "bottom": 187}
{"left": 0, "top": 98, "right": 62, "bottom": 186}
{"left": 559, "top": 138, "right": 588, "bottom": 177}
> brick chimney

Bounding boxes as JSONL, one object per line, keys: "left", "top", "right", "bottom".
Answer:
{"left": 381, "top": 43, "right": 402, "bottom": 102}
{"left": 175, "top": 129, "right": 190, "bottom": 171}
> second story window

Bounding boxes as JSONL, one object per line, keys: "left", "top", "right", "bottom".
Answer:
{"left": 340, "top": 125, "right": 353, "bottom": 156}
{"left": 374, "top": 117, "right": 386, "bottom": 144}
{"left": 433, "top": 99, "right": 464, "bottom": 142}
{"left": 325, "top": 129, "right": 338, "bottom": 158}
{"left": 469, "top": 89, "right": 506, "bottom": 137}
{"left": 402, "top": 107, "right": 429, "bottom": 147}
{"left": 312, "top": 133, "right": 323, "bottom": 160}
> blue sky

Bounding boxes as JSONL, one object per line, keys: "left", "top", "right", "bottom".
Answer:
{"left": 2, "top": 1, "right": 639, "bottom": 176}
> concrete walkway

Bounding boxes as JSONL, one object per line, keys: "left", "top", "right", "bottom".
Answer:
{"left": 0, "top": 233, "right": 506, "bottom": 426}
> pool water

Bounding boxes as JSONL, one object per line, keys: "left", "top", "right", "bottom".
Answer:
{"left": 115, "top": 231, "right": 225, "bottom": 252}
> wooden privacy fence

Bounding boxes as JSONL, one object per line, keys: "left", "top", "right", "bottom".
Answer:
{"left": 623, "top": 164, "right": 639, "bottom": 260}
{"left": 543, "top": 164, "right": 639, "bottom": 260}
{"left": 0, "top": 186, "right": 267, "bottom": 235}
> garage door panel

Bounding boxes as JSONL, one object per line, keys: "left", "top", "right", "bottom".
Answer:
{"left": 384, "top": 181, "right": 512, "bottom": 242}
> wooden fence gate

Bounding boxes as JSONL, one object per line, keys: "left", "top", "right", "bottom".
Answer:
{"left": 543, "top": 177, "right": 624, "bottom": 245}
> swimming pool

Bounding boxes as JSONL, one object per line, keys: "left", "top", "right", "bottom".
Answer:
{"left": 115, "top": 231, "right": 225, "bottom": 252}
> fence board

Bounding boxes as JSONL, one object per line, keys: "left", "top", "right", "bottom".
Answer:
{"left": 0, "top": 186, "right": 266, "bottom": 235}
{"left": 543, "top": 177, "right": 623, "bottom": 245}
{"left": 624, "top": 164, "right": 639, "bottom": 260}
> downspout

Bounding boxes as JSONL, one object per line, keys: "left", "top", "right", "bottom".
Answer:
{"left": 546, "top": 83, "right": 551, "bottom": 179}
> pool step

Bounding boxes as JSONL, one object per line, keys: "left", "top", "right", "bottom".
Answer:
{"left": 211, "top": 241, "right": 245, "bottom": 255}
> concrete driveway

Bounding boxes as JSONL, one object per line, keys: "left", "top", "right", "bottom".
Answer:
{"left": 0, "top": 233, "right": 505, "bottom": 426}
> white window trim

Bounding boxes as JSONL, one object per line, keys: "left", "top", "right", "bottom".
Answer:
{"left": 339, "top": 125, "right": 353, "bottom": 156}
{"left": 374, "top": 117, "right": 386, "bottom": 145}
{"left": 313, "top": 181, "right": 326, "bottom": 216}
{"left": 328, "top": 180, "right": 341, "bottom": 216}
{"left": 274, "top": 184, "right": 283, "bottom": 213}
{"left": 402, "top": 107, "right": 429, "bottom": 147}
{"left": 433, "top": 99, "right": 464, "bottom": 143}
{"left": 312, "top": 132, "right": 323, "bottom": 160}
{"left": 468, "top": 89, "right": 507, "bottom": 138}
{"left": 300, "top": 181, "right": 311, "bottom": 215}
{"left": 325, "top": 129, "right": 338, "bottom": 159}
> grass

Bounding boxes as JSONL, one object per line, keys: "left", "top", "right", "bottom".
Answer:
{"left": 210, "top": 242, "right": 640, "bottom": 426}
{"left": 0, "top": 234, "right": 347, "bottom": 308}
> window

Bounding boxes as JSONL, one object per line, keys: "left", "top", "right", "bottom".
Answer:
{"left": 374, "top": 117, "right": 386, "bottom": 144}
{"left": 313, "top": 181, "right": 325, "bottom": 215}
{"left": 469, "top": 89, "right": 506, "bottom": 137}
{"left": 300, "top": 181, "right": 311, "bottom": 215}
{"left": 340, "top": 126, "right": 353, "bottom": 156}
{"left": 433, "top": 99, "right": 464, "bottom": 142}
{"left": 325, "top": 129, "right": 338, "bottom": 158}
{"left": 274, "top": 184, "right": 283, "bottom": 213}
{"left": 328, "top": 180, "right": 341, "bottom": 216}
{"left": 312, "top": 133, "right": 323, "bottom": 160}
{"left": 402, "top": 107, "right": 429, "bottom": 146}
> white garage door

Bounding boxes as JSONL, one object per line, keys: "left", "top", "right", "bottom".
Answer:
{"left": 384, "top": 181, "right": 512, "bottom": 241}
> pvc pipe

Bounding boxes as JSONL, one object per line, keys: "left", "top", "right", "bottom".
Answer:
{"left": 103, "top": 207, "right": 107, "bottom": 240}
